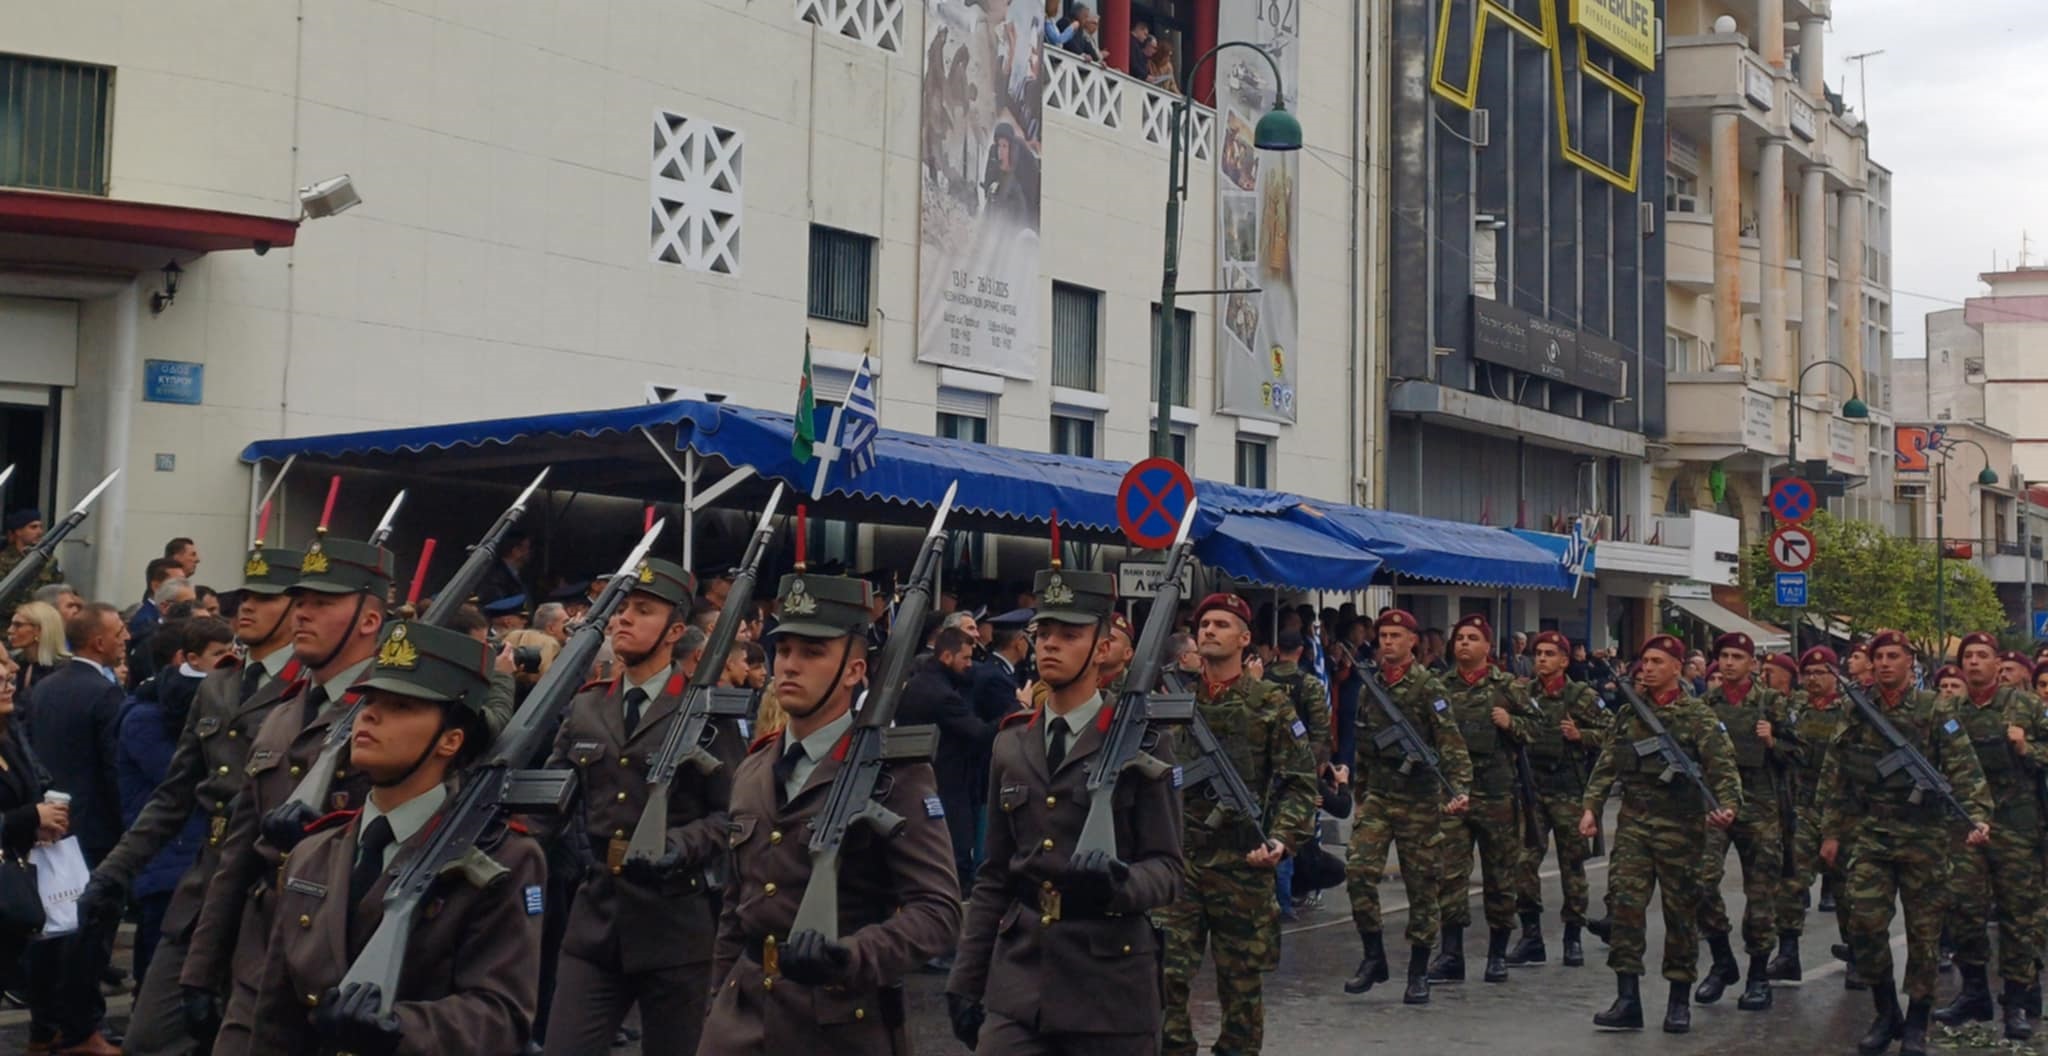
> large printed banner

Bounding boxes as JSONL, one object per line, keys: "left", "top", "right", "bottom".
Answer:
{"left": 917, "top": 0, "right": 1044, "bottom": 380}
{"left": 1215, "top": 0, "right": 1301, "bottom": 422}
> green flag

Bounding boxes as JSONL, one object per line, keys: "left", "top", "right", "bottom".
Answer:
{"left": 793, "top": 335, "right": 817, "bottom": 462}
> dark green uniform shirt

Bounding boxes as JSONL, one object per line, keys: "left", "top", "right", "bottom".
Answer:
{"left": 1356, "top": 663, "right": 1472, "bottom": 800}
{"left": 1176, "top": 671, "right": 1318, "bottom": 867}
{"left": 1264, "top": 660, "right": 1332, "bottom": 768}
{"left": 1583, "top": 689, "right": 1742, "bottom": 818}
{"left": 1699, "top": 680, "right": 1799, "bottom": 811}
{"left": 1522, "top": 676, "right": 1608, "bottom": 796}
{"left": 1439, "top": 665, "right": 1537, "bottom": 799}
{"left": 1789, "top": 690, "right": 1849, "bottom": 807}
{"left": 1947, "top": 684, "right": 2048, "bottom": 832}
{"left": 1817, "top": 687, "right": 1993, "bottom": 842}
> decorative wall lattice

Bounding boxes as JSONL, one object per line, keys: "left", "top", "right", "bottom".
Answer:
{"left": 1044, "top": 51, "right": 1124, "bottom": 131}
{"left": 1138, "top": 87, "right": 1214, "bottom": 161}
{"left": 796, "top": 0, "right": 905, "bottom": 53}
{"left": 650, "top": 110, "right": 744, "bottom": 275}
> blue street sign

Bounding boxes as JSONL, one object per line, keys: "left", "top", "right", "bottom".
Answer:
{"left": 2034, "top": 611, "right": 2048, "bottom": 641}
{"left": 1775, "top": 572, "right": 1809, "bottom": 608}
{"left": 143, "top": 360, "right": 204, "bottom": 405}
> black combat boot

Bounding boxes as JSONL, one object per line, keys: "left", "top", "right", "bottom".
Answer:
{"left": 1933, "top": 964, "right": 1994, "bottom": 1025}
{"left": 1587, "top": 913, "right": 1613, "bottom": 944}
{"left": 1900, "top": 997, "right": 1932, "bottom": 1056}
{"left": 1562, "top": 923, "right": 1585, "bottom": 967}
{"left": 1858, "top": 985, "right": 1904, "bottom": 1056}
{"left": 2003, "top": 979, "right": 2035, "bottom": 1041}
{"left": 1737, "top": 951, "right": 1774, "bottom": 1010}
{"left": 1505, "top": 911, "right": 1546, "bottom": 966}
{"left": 1834, "top": 941, "right": 1854, "bottom": 962}
{"left": 1428, "top": 925, "right": 1465, "bottom": 982}
{"left": 1663, "top": 980, "right": 1691, "bottom": 1034}
{"left": 1483, "top": 927, "right": 1511, "bottom": 982}
{"left": 1403, "top": 945, "right": 1432, "bottom": 1005}
{"left": 1592, "top": 973, "right": 1643, "bottom": 1030}
{"left": 1694, "top": 932, "right": 1740, "bottom": 1004}
{"left": 1766, "top": 930, "right": 1802, "bottom": 980}
{"left": 1818, "top": 885, "right": 1838, "bottom": 913}
{"left": 1345, "top": 931, "right": 1390, "bottom": 995}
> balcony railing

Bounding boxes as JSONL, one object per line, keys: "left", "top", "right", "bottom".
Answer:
{"left": 1044, "top": 50, "right": 1214, "bottom": 160}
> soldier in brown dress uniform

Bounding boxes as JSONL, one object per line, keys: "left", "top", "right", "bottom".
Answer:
{"left": 179, "top": 535, "right": 394, "bottom": 1056}
{"left": 700, "top": 572, "right": 961, "bottom": 1056}
{"left": 947, "top": 566, "right": 1185, "bottom": 1054}
{"left": 248, "top": 619, "right": 545, "bottom": 1055}
{"left": 542, "top": 558, "right": 742, "bottom": 1055}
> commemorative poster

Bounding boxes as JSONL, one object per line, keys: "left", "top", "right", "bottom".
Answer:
{"left": 1215, "top": 0, "right": 1300, "bottom": 421}
{"left": 917, "top": 0, "right": 1044, "bottom": 379}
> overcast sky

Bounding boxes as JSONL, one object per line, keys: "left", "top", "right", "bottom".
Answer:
{"left": 1822, "top": 0, "right": 2048, "bottom": 359}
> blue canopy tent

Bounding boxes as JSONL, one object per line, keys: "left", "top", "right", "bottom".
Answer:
{"left": 1287, "top": 502, "right": 1571, "bottom": 591}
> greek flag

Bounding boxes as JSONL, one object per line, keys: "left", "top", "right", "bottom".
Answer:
{"left": 1308, "top": 614, "right": 1330, "bottom": 689}
{"left": 841, "top": 356, "right": 879, "bottom": 477}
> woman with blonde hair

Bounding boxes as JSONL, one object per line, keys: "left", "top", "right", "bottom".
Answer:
{"left": 5, "top": 600, "right": 66, "bottom": 701}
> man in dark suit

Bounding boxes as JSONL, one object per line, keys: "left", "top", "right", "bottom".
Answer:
{"left": 898, "top": 627, "right": 995, "bottom": 900}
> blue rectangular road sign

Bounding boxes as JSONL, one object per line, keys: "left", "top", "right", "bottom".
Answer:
{"left": 1775, "top": 572, "right": 1809, "bottom": 608}
{"left": 2034, "top": 611, "right": 2048, "bottom": 641}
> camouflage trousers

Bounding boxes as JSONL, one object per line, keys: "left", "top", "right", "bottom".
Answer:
{"left": 1347, "top": 789, "right": 1445, "bottom": 949}
{"left": 1512, "top": 790, "right": 1593, "bottom": 925}
{"left": 1944, "top": 820, "right": 2045, "bottom": 987}
{"left": 1775, "top": 801, "right": 1842, "bottom": 935}
{"left": 1160, "top": 858, "right": 1279, "bottom": 1056}
{"left": 1606, "top": 801, "right": 1707, "bottom": 982}
{"left": 1696, "top": 794, "right": 1784, "bottom": 955}
{"left": 1439, "top": 794, "right": 1519, "bottom": 931}
{"left": 1842, "top": 819, "right": 1953, "bottom": 1000}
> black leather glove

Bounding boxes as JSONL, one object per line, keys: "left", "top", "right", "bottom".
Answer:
{"left": 261, "top": 800, "right": 322, "bottom": 853}
{"left": 946, "top": 992, "right": 986, "bottom": 1050}
{"left": 181, "top": 986, "right": 223, "bottom": 1043}
{"left": 76, "top": 874, "right": 128, "bottom": 932}
{"left": 618, "top": 848, "right": 685, "bottom": 886}
{"left": 1061, "top": 849, "right": 1130, "bottom": 914}
{"left": 778, "top": 928, "right": 854, "bottom": 986}
{"left": 311, "top": 983, "right": 403, "bottom": 1056}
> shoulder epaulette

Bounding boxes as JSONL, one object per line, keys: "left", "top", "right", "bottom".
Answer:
{"left": 304, "top": 808, "right": 359, "bottom": 836}
{"left": 578, "top": 676, "right": 620, "bottom": 695}
{"left": 278, "top": 676, "right": 312, "bottom": 701}
{"left": 748, "top": 730, "right": 781, "bottom": 755}
{"left": 999, "top": 710, "right": 1034, "bottom": 731}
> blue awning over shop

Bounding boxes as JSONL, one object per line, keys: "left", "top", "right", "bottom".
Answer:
{"left": 1291, "top": 504, "right": 1572, "bottom": 591}
{"left": 1194, "top": 511, "right": 1382, "bottom": 592}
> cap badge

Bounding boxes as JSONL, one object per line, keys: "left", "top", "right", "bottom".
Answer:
{"left": 378, "top": 624, "right": 419, "bottom": 670}
{"left": 244, "top": 551, "right": 270, "bottom": 579}
{"left": 635, "top": 561, "right": 656, "bottom": 585}
{"left": 1042, "top": 574, "right": 1076, "bottom": 607}
{"left": 301, "top": 542, "right": 330, "bottom": 575}
{"left": 784, "top": 578, "right": 818, "bottom": 617}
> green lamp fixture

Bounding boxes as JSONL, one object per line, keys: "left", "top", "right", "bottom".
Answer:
{"left": 1253, "top": 103, "right": 1303, "bottom": 151}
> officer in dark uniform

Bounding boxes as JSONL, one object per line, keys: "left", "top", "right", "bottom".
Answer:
{"left": 542, "top": 559, "right": 741, "bottom": 1055}
{"left": 700, "top": 572, "right": 960, "bottom": 1056}
{"left": 947, "top": 564, "right": 1184, "bottom": 1054}
{"left": 180, "top": 534, "right": 394, "bottom": 1056}
{"left": 75, "top": 543, "right": 305, "bottom": 1056}
{"left": 247, "top": 619, "right": 545, "bottom": 1054}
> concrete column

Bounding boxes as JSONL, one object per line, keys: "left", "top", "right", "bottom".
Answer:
{"left": 1842, "top": 187, "right": 1867, "bottom": 397}
{"left": 93, "top": 279, "right": 139, "bottom": 601}
{"left": 1759, "top": 0, "right": 1785, "bottom": 68}
{"left": 1799, "top": 17, "right": 1826, "bottom": 95}
{"left": 1799, "top": 165, "right": 1827, "bottom": 382}
{"left": 1712, "top": 108, "right": 1744, "bottom": 370}
{"left": 1760, "top": 137, "right": 1788, "bottom": 384}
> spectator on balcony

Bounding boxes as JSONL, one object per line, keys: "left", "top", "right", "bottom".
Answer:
{"left": 1146, "top": 38, "right": 1179, "bottom": 91}
{"left": 1129, "top": 20, "right": 1155, "bottom": 78}
{"left": 1046, "top": 3, "right": 1103, "bottom": 62}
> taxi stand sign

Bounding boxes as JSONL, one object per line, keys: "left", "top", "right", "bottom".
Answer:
{"left": 1775, "top": 572, "right": 1809, "bottom": 608}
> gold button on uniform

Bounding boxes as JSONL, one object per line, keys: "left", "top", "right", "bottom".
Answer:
{"left": 854, "top": 1009, "right": 865, "bottom": 1021}
{"left": 763, "top": 882, "right": 778, "bottom": 895}
{"left": 1046, "top": 796, "right": 1057, "bottom": 808}
{"left": 1041, "top": 838, "right": 1055, "bottom": 851}
{"left": 1041, "top": 914, "right": 1053, "bottom": 926}
{"left": 620, "top": 756, "right": 631, "bottom": 767}
{"left": 769, "top": 830, "right": 783, "bottom": 845}
{"left": 304, "top": 994, "right": 319, "bottom": 1007}
{"left": 217, "top": 765, "right": 230, "bottom": 775}
{"left": 616, "top": 791, "right": 628, "bottom": 802}
{"left": 299, "top": 915, "right": 312, "bottom": 929}
{"left": 1121, "top": 945, "right": 1133, "bottom": 954}
{"left": 613, "top": 829, "right": 625, "bottom": 839}
{"left": 1040, "top": 880, "right": 1054, "bottom": 891}
{"left": 227, "top": 729, "right": 238, "bottom": 739}
{"left": 290, "top": 765, "right": 303, "bottom": 777}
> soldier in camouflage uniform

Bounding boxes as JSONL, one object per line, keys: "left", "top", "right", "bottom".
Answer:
{"left": 1932, "top": 632, "right": 2048, "bottom": 1040}
{"left": 1818, "top": 629, "right": 1993, "bottom": 1056}
{"left": 1692, "top": 632, "right": 1799, "bottom": 1011}
{"left": 1580, "top": 635, "right": 1740, "bottom": 1035}
{"left": 1430, "top": 613, "right": 1537, "bottom": 985}
{"left": 2001, "top": 650, "right": 2035, "bottom": 692}
{"left": 1506, "top": 631, "right": 1607, "bottom": 969}
{"left": 1761, "top": 652, "right": 1799, "bottom": 696}
{"left": 1265, "top": 630, "right": 1331, "bottom": 768}
{"left": 1770, "top": 647, "right": 1857, "bottom": 989}
{"left": 1343, "top": 609, "right": 1472, "bottom": 1005}
{"left": 1158, "top": 593, "right": 1318, "bottom": 1056}
{"left": 0, "top": 507, "right": 61, "bottom": 619}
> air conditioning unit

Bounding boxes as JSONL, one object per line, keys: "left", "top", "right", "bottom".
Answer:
{"left": 1472, "top": 109, "right": 1491, "bottom": 148}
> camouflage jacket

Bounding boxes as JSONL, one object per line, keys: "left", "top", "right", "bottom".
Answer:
{"left": 1788, "top": 690, "right": 1850, "bottom": 805}
{"left": 1356, "top": 662, "right": 1472, "bottom": 800}
{"left": 1583, "top": 689, "right": 1742, "bottom": 819}
{"left": 1944, "top": 684, "right": 2048, "bottom": 828}
{"left": 1817, "top": 687, "right": 1992, "bottom": 841}
{"left": 0, "top": 545, "right": 61, "bottom": 618}
{"left": 1439, "top": 665, "right": 1538, "bottom": 798}
{"left": 1522, "top": 676, "right": 1608, "bottom": 794}
{"left": 1699, "top": 681, "right": 1801, "bottom": 796}
{"left": 1172, "top": 671, "right": 1318, "bottom": 867}
{"left": 1264, "top": 660, "right": 1332, "bottom": 767}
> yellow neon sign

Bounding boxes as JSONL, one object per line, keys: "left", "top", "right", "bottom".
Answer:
{"left": 1430, "top": 0, "right": 1646, "bottom": 193}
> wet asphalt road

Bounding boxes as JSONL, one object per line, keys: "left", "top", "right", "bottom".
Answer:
{"left": 4, "top": 804, "right": 2022, "bottom": 1054}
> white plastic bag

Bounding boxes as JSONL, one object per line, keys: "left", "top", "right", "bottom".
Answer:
{"left": 30, "top": 836, "right": 87, "bottom": 938}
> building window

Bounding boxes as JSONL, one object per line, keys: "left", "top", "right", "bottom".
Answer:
{"left": 0, "top": 54, "right": 111, "bottom": 195}
{"left": 807, "top": 226, "right": 873, "bottom": 325}
{"left": 937, "top": 386, "right": 992, "bottom": 444}
{"left": 1050, "top": 413, "right": 1096, "bottom": 458}
{"left": 1052, "top": 283, "right": 1101, "bottom": 391}
{"left": 651, "top": 110, "right": 743, "bottom": 274}
{"left": 1665, "top": 331, "right": 1704, "bottom": 374}
{"left": 937, "top": 412, "right": 988, "bottom": 444}
{"left": 1664, "top": 172, "right": 1700, "bottom": 215}
{"left": 1149, "top": 305, "right": 1195, "bottom": 407}
{"left": 1165, "top": 426, "right": 1191, "bottom": 467}
{"left": 1234, "top": 437, "right": 1270, "bottom": 489}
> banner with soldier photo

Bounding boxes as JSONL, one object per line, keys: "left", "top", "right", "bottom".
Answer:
{"left": 1214, "top": 0, "right": 1300, "bottom": 421}
{"left": 917, "top": 0, "right": 1044, "bottom": 380}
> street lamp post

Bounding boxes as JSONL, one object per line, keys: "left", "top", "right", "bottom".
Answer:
{"left": 1153, "top": 42, "right": 1302, "bottom": 461}
{"left": 1930, "top": 436, "right": 2000, "bottom": 653}
{"left": 1784, "top": 359, "right": 1871, "bottom": 477}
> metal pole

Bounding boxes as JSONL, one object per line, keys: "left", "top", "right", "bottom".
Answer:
{"left": 2024, "top": 480, "right": 2035, "bottom": 643}
{"left": 1154, "top": 98, "right": 1185, "bottom": 461}
{"left": 1935, "top": 457, "right": 1946, "bottom": 655}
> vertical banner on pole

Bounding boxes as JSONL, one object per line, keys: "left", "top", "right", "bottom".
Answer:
{"left": 1214, "top": 0, "right": 1300, "bottom": 421}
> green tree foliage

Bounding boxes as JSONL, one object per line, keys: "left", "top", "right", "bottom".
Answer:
{"left": 1743, "top": 510, "right": 2009, "bottom": 656}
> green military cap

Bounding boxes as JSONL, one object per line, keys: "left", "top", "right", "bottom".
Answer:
{"left": 293, "top": 535, "right": 396, "bottom": 597}
{"left": 237, "top": 546, "right": 305, "bottom": 596}
{"left": 1033, "top": 567, "right": 1115, "bottom": 626}
{"left": 357, "top": 620, "right": 492, "bottom": 718}
{"left": 769, "top": 573, "right": 874, "bottom": 640}
{"left": 624, "top": 557, "right": 696, "bottom": 607}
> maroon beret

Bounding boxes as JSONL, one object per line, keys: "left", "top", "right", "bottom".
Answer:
{"left": 1933, "top": 664, "right": 1963, "bottom": 686}
{"left": 2035, "top": 660, "right": 2048, "bottom": 681}
{"left": 1847, "top": 641, "right": 1874, "bottom": 661}
{"left": 1453, "top": 612, "right": 1493, "bottom": 648}
{"left": 1194, "top": 592, "right": 1253, "bottom": 628}
{"left": 1532, "top": 630, "right": 1571, "bottom": 655}
{"left": 1376, "top": 609, "right": 1420, "bottom": 634}
{"left": 1639, "top": 634, "right": 1686, "bottom": 662}
{"left": 1957, "top": 632, "right": 1999, "bottom": 657}
{"left": 1798, "top": 646, "right": 1839, "bottom": 670}
{"left": 1867, "top": 629, "right": 1912, "bottom": 655}
{"left": 1110, "top": 613, "right": 1135, "bottom": 642}
{"left": 2001, "top": 650, "right": 2031, "bottom": 668}
{"left": 1712, "top": 632, "right": 1755, "bottom": 657}
{"left": 1764, "top": 653, "right": 1799, "bottom": 679}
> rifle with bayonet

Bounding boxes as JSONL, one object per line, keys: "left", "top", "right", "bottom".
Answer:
{"left": 335, "top": 520, "right": 665, "bottom": 1015}
{"left": 1356, "top": 658, "right": 1457, "bottom": 798}
{"left": 0, "top": 470, "right": 118, "bottom": 612}
{"left": 784, "top": 484, "right": 957, "bottom": 941}
{"left": 1614, "top": 681, "right": 1722, "bottom": 814}
{"left": 1832, "top": 665, "right": 1974, "bottom": 823}
{"left": 622, "top": 484, "right": 786, "bottom": 873}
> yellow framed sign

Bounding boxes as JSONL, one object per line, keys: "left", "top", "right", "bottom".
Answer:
{"left": 1570, "top": 0, "right": 1656, "bottom": 71}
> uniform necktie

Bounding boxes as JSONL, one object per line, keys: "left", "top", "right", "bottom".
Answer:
{"left": 349, "top": 815, "right": 396, "bottom": 918}
{"left": 301, "top": 684, "right": 330, "bottom": 729}
{"left": 623, "top": 687, "right": 649, "bottom": 737}
{"left": 774, "top": 741, "right": 807, "bottom": 804}
{"left": 1047, "top": 717, "right": 1070, "bottom": 772}
{"left": 239, "top": 663, "right": 265, "bottom": 704}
